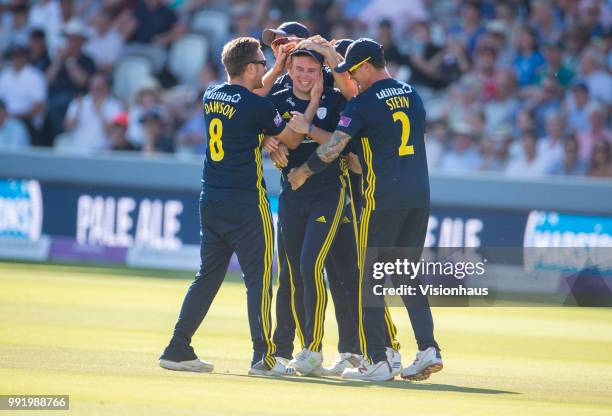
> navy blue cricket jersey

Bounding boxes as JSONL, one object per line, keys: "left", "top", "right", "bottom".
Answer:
{"left": 201, "top": 83, "right": 286, "bottom": 205}
{"left": 269, "top": 66, "right": 335, "bottom": 96}
{"left": 270, "top": 86, "right": 347, "bottom": 194}
{"left": 335, "top": 78, "right": 430, "bottom": 209}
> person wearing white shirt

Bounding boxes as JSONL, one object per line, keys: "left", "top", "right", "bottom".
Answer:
{"left": 0, "top": 99, "right": 30, "bottom": 149}
{"left": 64, "top": 73, "right": 122, "bottom": 150}
{"left": 536, "top": 110, "right": 566, "bottom": 172}
{"left": 84, "top": 10, "right": 127, "bottom": 71}
{"left": 0, "top": 43, "right": 47, "bottom": 144}
{"left": 439, "top": 124, "right": 482, "bottom": 172}
{"left": 506, "top": 130, "right": 548, "bottom": 177}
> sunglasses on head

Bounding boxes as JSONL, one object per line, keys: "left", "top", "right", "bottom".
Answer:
{"left": 271, "top": 36, "right": 302, "bottom": 49}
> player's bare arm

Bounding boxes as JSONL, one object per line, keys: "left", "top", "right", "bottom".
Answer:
{"left": 287, "top": 130, "right": 351, "bottom": 190}
{"left": 253, "top": 44, "right": 292, "bottom": 97}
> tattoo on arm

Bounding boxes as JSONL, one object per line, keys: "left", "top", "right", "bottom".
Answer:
{"left": 316, "top": 130, "right": 352, "bottom": 163}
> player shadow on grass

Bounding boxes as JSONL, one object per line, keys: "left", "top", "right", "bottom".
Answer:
{"left": 218, "top": 373, "right": 518, "bottom": 395}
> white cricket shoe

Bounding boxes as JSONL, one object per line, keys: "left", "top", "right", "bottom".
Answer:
{"left": 289, "top": 348, "right": 323, "bottom": 376}
{"left": 275, "top": 357, "right": 290, "bottom": 367}
{"left": 322, "top": 353, "right": 363, "bottom": 376}
{"left": 341, "top": 359, "right": 394, "bottom": 381}
{"left": 400, "top": 347, "right": 443, "bottom": 381}
{"left": 248, "top": 359, "right": 297, "bottom": 376}
{"left": 386, "top": 347, "right": 402, "bottom": 376}
{"left": 159, "top": 357, "right": 214, "bottom": 373}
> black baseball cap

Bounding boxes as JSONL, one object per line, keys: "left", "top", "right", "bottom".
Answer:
{"left": 262, "top": 21, "right": 311, "bottom": 46}
{"left": 335, "top": 38, "right": 384, "bottom": 73}
{"left": 290, "top": 48, "right": 324, "bottom": 65}
{"left": 334, "top": 39, "right": 353, "bottom": 58}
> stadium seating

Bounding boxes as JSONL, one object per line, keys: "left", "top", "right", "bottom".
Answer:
{"left": 112, "top": 56, "right": 154, "bottom": 102}
{"left": 190, "top": 9, "right": 230, "bottom": 46}
{"left": 168, "top": 34, "right": 209, "bottom": 86}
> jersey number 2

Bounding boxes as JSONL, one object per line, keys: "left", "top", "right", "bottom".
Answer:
{"left": 209, "top": 118, "right": 224, "bottom": 161}
{"left": 393, "top": 111, "right": 413, "bottom": 156}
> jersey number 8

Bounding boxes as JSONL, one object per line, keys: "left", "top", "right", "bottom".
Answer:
{"left": 209, "top": 118, "right": 224, "bottom": 161}
{"left": 393, "top": 111, "right": 414, "bottom": 156}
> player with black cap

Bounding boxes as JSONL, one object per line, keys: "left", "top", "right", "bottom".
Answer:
{"left": 286, "top": 38, "right": 443, "bottom": 381}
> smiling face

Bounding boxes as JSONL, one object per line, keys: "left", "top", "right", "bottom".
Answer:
{"left": 287, "top": 54, "right": 321, "bottom": 96}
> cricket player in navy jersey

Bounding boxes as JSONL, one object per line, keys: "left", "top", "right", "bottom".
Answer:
{"left": 266, "top": 47, "right": 363, "bottom": 376}
{"left": 287, "top": 38, "right": 443, "bottom": 382}
{"left": 159, "top": 37, "right": 305, "bottom": 377}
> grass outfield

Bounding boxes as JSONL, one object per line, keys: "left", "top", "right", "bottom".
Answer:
{"left": 1, "top": 262, "right": 612, "bottom": 416}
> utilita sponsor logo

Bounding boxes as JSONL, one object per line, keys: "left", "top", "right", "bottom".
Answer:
{"left": 0, "top": 179, "right": 43, "bottom": 241}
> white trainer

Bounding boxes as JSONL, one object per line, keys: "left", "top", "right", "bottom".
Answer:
{"left": 288, "top": 348, "right": 323, "bottom": 375}
{"left": 386, "top": 348, "right": 402, "bottom": 376}
{"left": 341, "top": 359, "right": 394, "bottom": 381}
{"left": 322, "top": 353, "right": 363, "bottom": 376}
{"left": 275, "top": 357, "right": 290, "bottom": 367}
{"left": 159, "top": 357, "right": 214, "bottom": 373}
{"left": 248, "top": 359, "right": 297, "bottom": 376}
{"left": 400, "top": 347, "right": 443, "bottom": 381}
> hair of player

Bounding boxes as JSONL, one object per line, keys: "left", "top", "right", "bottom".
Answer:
{"left": 221, "top": 37, "right": 262, "bottom": 78}
{"left": 369, "top": 54, "right": 386, "bottom": 70}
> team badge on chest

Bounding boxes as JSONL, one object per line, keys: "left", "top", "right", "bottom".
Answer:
{"left": 316, "top": 107, "right": 327, "bottom": 119}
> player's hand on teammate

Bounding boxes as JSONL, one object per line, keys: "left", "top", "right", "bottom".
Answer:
{"left": 288, "top": 111, "right": 309, "bottom": 134}
{"left": 287, "top": 166, "right": 308, "bottom": 190}
{"left": 262, "top": 136, "right": 279, "bottom": 153}
{"left": 270, "top": 143, "right": 289, "bottom": 169}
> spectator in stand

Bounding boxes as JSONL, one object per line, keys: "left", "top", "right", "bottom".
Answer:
{"left": 536, "top": 110, "right": 567, "bottom": 172}
{"left": 439, "top": 122, "right": 482, "bottom": 172}
{"left": 175, "top": 93, "right": 206, "bottom": 154}
{"left": 526, "top": 75, "right": 564, "bottom": 136}
{"left": 84, "top": 9, "right": 132, "bottom": 73}
{"left": 0, "top": 43, "right": 47, "bottom": 146}
{"left": 548, "top": 134, "right": 588, "bottom": 176}
{"left": 443, "top": 76, "right": 483, "bottom": 131}
{"left": 45, "top": 19, "right": 96, "bottom": 146}
{"left": 579, "top": 0, "right": 606, "bottom": 38}
{"left": 28, "top": 29, "right": 51, "bottom": 72}
{"left": 377, "top": 19, "right": 404, "bottom": 67}
{"left": 128, "top": 0, "right": 186, "bottom": 47}
{"left": 513, "top": 24, "right": 545, "bottom": 87}
{"left": 109, "top": 112, "right": 139, "bottom": 151}
{"left": 405, "top": 21, "right": 469, "bottom": 89}
{"left": 538, "top": 40, "right": 574, "bottom": 87}
{"left": 472, "top": 43, "right": 499, "bottom": 101}
{"left": 529, "top": 0, "right": 564, "bottom": 44}
{"left": 0, "top": 99, "right": 30, "bottom": 149}
{"left": 140, "top": 106, "right": 174, "bottom": 154}
{"left": 450, "top": 0, "right": 487, "bottom": 58}
{"left": 425, "top": 120, "right": 449, "bottom": 170}
{"left": 505, "top": 130, "right": 547, "bottom": 177}
{"left": 484, "top": 20, "right": 514, "bottom": 68}
{"left": 64, "top": 72, "right": 123, "bottom": 150}
{"left": 577, "top": 102, "right": 612, "bottom": 161}
{"left": 28, "top": 0, "right": 62, "bottom": 55}
{"left": 577, "top": 47, "right": 612, "bottom": 105}
{"left": 0, "top": 2, "right": 30, "bottom": 55}
{"left": 587, "top": 141, "right": 612, "bottom": 178}
{"left": 357, "top": 0, "right": 427, "bottom": 40}
{"left": 565, "top": 81, "right": 591, "bottom": 134}
{"left": 562, "top": 24, "right": 591, "bottom": 73}
{"left": 484, "top": 69, "right": 519, "bottom": 135}
{"left": 127, "top": 77, "right": 163, "bottom": 146}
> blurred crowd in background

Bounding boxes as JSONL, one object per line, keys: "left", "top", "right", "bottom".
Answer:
{"left": 0, "top": 0, "right": 610, "bottom": 178}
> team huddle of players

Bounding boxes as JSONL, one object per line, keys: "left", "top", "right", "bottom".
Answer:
{"left": 158, "top": 21, "right": 443, "bottom": 382}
